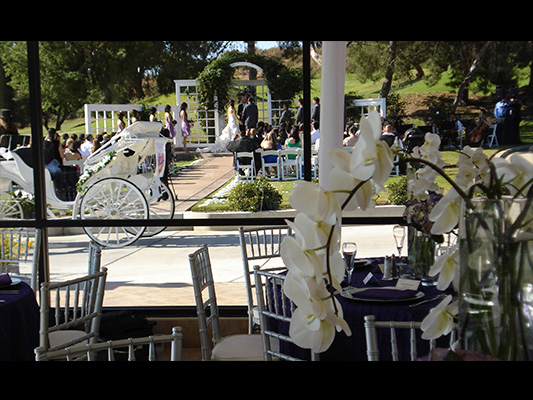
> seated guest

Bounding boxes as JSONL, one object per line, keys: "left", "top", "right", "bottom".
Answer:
{"left": 226, "top": 129, "right": 261, "bottom": 174}
{"left": 261, "top": 132, "right": 282, "bottom": 175}
{"left": 343, "top": 125, "right": 359, "bottom": 147}
{"left": 379, "top": 124, "right": 397, "bottom": 147}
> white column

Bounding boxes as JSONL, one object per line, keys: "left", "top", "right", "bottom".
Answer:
{"left": 318, "top": 41, "right": 346, "bottom": 190}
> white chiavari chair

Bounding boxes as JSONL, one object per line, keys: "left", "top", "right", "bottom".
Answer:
{"left": 238, "top": 225, "right": 292, "bottom": 334}
{"left": 35, "top": 326, "right": 183, "bottom": 361}
{"left": 188, "top": 245, "right": 264, "bottom": 361}
{"left": 254, "top": 266, "right": 318, "bottom": 361}
{"left": 364, "top": 314, "right": 456, "bottom": 361}
{"left": 38, "top": 267, "right": 107, "bottom": 360}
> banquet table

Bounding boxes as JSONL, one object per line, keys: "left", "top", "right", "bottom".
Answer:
{"left": 277, "top": 258, "right": 454, "bottom": 361}
{"left": 0, "top": 278, "right": 40, "bottom": 361}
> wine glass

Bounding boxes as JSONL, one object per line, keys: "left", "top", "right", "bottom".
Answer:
{"left": 342, "top": 242, "right": 357, "bottom": 287}
{"left": 393, "top": 225, "right": 406, "bottom": 257}
{"left": 393, "top": 225, "right": 407, "bottom": 276}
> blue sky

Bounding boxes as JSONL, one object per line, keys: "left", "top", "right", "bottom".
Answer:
{"left": 256, "top": 41, "right": 278, "bottom": 49}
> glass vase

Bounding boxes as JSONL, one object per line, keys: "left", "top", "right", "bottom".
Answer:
{"left": 458, "top": 197, "right": 533, "bottom": 361}
{"left": 407, "top": 227, "right": 437, "bottom": 286}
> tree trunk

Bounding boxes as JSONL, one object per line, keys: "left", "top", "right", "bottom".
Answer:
{"left": 379, "top": 41, "right": 397, "bottom": 99}
{"left": 246, "top": 41, "right": 257, "bottom": 80}
{"left": 452, "top": 41, "right": 492, "bottom": 112}
{"left": 310, "top": 43, "right": 322, "bottom": 66}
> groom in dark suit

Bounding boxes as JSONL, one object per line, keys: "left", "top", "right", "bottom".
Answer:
{"left": 242, "top": 96, "right": 258, "bottom": 130}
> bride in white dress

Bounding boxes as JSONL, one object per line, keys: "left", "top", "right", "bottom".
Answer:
{"left": 212, "top": 100, "right": 240, "bottom": 152}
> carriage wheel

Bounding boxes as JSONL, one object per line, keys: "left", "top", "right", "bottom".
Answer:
{"left": 0, "top": 192, "right": 24, "bottom": 219}
{"left": 140, "top": 181, "right": 175, "bottom": 237}
{"left": 80, "top": 178, "right": 148, "bottom": 248}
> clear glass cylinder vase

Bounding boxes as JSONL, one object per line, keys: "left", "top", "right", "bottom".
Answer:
{"left": 407, "top": 227, "right": 437, "bottom": 286}
{"left": 458, "top": 197, "right": 533, "bottom": 361}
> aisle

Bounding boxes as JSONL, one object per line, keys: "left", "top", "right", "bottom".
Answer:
{"left": 169, "top": 153, "right": 235, "bottom": 212}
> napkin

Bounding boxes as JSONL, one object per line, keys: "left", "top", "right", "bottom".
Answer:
{"left": 0, "top": 274, "right": 12, "bottom": 286}
{"left": 348, "top": 287, "right": 418, "bottom": 300}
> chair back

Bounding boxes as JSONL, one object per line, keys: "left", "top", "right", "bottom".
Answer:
{"left": 87, "top": 240, "right": 102, "bottom": 275}
{"left": 253, "top": 266, "right": 319, "bottom": 361}
{"left": 261, "top": 150, "right": 281, "bottom": 180}
{"left": 35, "top": 326, "right": 183, "bottom": 361}
{"left": 0, "top": 228, "right": 41, "bottom": 292}
{"left": 188, "top": 244, "right": 221, "bottom": 360}
{"left": 364, "top": 314, "right": 456, "bottom": 361}
{"left": 280, "top": 148, "right": 301, "bottom": 180}
{"left": 39, "top": 267, "right": 108, "bottom": 352}
{"left": 238, "top": 226, "right": 292, "bottom": 334}
{"left": 235, "top": 151, "right": 255, "bottom": 181}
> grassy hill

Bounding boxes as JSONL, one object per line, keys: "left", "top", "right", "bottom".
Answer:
{"left": 20, "top": 66, "right": 533, "bottom": 143}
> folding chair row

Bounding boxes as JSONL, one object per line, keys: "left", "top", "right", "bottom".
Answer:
{"left": 236, "top": 148, "right": 318, "bottom": 181}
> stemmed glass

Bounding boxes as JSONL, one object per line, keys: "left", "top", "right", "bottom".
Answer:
{"left": 393, "top": 225, "right": 407, "bottom": 276}
{"left": 342, "top": 242, "right": 357, "bottom": 288}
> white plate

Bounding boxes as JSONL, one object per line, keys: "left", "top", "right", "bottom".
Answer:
{"left": 341, "top": 287, "right": 424, "bottom": 302}
{"left": 0, "top": 277, "right": 21, "bottom": 288}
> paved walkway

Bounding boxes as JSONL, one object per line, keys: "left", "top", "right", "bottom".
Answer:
{"left": 47, "top": 153, "right": 404, "bottom": 308}
{"left": 170, "top": 153, "right": 235, "bottom": 212}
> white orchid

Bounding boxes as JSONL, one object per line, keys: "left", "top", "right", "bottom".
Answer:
{"left": 327, "top": 110, "right": 394, "bottom": 210}
{"left": 429, "top": 245, "right": 459, "bottom": 291}
{"left": 289, "top": 181, "right": 341, "bottom": 226}
{"left": 349, "top": 111, "right": 395, "bottom": 190}
{"left": 493, "top": 152, "right": 533, "bottom": 195}
{"left": 278, "top": 110, "right": 402, "bottom": 353}
{"left": 429, "top": 188, "right": 462, "bottom": 235}
{"left": 421, "top": 295, "right": 458, "bottom": 340}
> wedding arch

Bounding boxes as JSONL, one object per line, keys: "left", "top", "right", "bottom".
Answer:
{"left": 196, "top": 51, "right": 302, "bottom": 113}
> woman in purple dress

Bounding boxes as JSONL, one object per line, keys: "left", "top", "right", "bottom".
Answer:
{"left": 180, "top": 102, "right": 192, "bottom": 151}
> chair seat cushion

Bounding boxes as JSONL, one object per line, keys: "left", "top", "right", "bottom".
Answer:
{"left": 212, "top": 334, "right": 271, "bottom": 361}
{"left": 49, "top": 330, "right": 88, "bottom": 349}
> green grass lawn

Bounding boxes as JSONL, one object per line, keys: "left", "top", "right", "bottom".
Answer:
{"left": 190, "top": 147, "right": 507, "bottom": 212}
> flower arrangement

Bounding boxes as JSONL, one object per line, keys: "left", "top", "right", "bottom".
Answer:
{"left": 76, "top": 152, "right": 116, "bottom": 193}
{"left": 280, "top": 109, "right": 533, "bottom": 359}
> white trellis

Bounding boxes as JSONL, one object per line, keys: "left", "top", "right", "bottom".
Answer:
{"left": 84, "top": 104, "right": 181, "bottom": 145}
{"left": 351, "top": 98, "right": 387, "bottom": 118}
{"left": 174, "top": 62, "right": 280, "bottom": 149}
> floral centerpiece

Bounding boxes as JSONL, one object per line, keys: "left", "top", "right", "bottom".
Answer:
{"left": 280, "top": 110, "right": 533, "bottom": 360}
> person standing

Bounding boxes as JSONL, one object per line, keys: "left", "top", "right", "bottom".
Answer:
{"left": 502, "top": 97, "right": 522, "bottom": 145}
{"left": 494, "top": 96, "right": 509, "bottom": 143}
{"left": 164, "top": 104, "right": 176, "bottom": 140}
{"left": 242, "top": 96, "right": 258, "bottom": 130}
{"left": 311, "top": 97, "right": 320, "bottom": 123}
{"left": 237, "top": 94, "right": 247, "bottom": 133}
{"left": 117, "top": 112, "right": 126, "bottom": 133}
{"left": 0, "top": 109, "right": 19, "bottom": 150}
{"left": 278, "top": 102, "right": 292, "bottom": 127}
{"left": 180, "top": 102, "right": 192, "bottom": 151}
{"left": 149, "top": 107, "right": 158, "bottom": 122}
{"left": 295, "top": 99, "right": 304, "bottom": 126}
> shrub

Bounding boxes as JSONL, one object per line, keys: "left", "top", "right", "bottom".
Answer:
{"left": 385, "top": 175, "right": 408, "bottom": 205}
{"left": 228, "top": 177, "right": 282, "bottom": 212}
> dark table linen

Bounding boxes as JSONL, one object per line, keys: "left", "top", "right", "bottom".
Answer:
{"left": 275, "top": 258, "right": 453, "bottom": 361}
{"left": 0, "top": 281, "right": 40, "bottom": 361}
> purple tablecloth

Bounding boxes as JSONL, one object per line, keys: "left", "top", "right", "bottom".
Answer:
{"left": 275, "top": 259, "right": 454, "bottom": 361}
{"left": 0, "top": 281, "right": 40, "bottom": 361}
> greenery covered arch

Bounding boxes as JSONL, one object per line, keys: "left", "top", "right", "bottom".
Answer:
{"left": 196, "top": 51, "right": 302, "bottom": 112}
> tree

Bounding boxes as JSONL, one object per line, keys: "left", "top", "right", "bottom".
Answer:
{"left": 0, "top": 41, "right": 90, "bottom": 130}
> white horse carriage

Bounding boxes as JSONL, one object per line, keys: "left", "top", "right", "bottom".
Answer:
{"left": 0, "top": 122, "right": 175, "bottom": 248}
